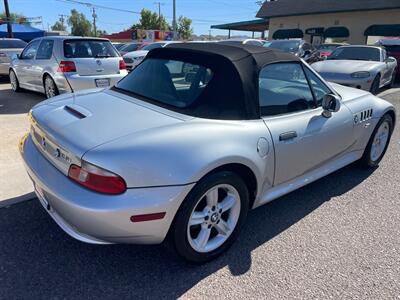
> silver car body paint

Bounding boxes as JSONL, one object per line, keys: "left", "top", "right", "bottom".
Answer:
{"left": 20, "top": 60, "right": 396, "bottom": 245}
{"left": 10, "top": 36, "right": 128, "bottom": 95}
{"left": 312, "top": 46, "right": 397, "bottom": 91}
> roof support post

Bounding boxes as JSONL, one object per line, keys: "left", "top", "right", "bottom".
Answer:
{"left": 228, "top": 29, "right": 231, "bottom": 39}
{"left": 252, "top": 31, "right": 255, "bottom": 38}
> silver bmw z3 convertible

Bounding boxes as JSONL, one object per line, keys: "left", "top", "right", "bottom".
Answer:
{"left": 20, "top": 43, "right": 396, "bottom": 263}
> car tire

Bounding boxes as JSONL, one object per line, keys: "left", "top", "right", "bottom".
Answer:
{"left": 389, "top": 69, "right": 397, "bottom": 88}
{"left": 44, "top": 75, "right": 59, "bottom": 99}
{"left": 170, "top": 171, "right": 249, "bottom": 263}
{"left": 359, "top": 113, "right": 393, "bottom": 168}
{"left": 370, "top": 74, "right": 381, "bottom": 95}
{"left": 9, "top": 69, "right": 21, "bottom": 92}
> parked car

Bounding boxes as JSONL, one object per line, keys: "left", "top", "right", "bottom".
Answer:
{"left": 375, "top": 38, "right": 400, "bottom": 80}
{"left": 20, "top": 43, "right": 396, "bottom": 263}
{"left": 218, "top": 38, "right": 265, "bottom": 47}
{"left": 316, "top": 43, "right": 345, "bottom": 59}
{"left": 123, "top": 41, "right": 179, "bottom": 70}
{"left": 0, "top": 38, "right": 27, "bottom": 76}
{"left": 9, "top": 36, "right": 128, "bottom": 98}
{"left": 312, "top": 45, "right": 397, "bottom": 94}
{"left": 263, "top": 39, "right": 321, "bottom": 64}
{"left": 118, "top": 42, "right": 143, "bottom": 56}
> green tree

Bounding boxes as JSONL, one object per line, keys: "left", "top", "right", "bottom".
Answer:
{"left": 51, "top": 21, "right": 67, "bottom": 32}
{"left": 67, "top": 9, "right": 92, "bottom": 36}
{"left": 132, "top": 9, "right": 170, "bottom": 31}
{"left": 0, "top": 12, "right": 29, "bottom": 24}
{"left": 177, "top": 16, "right": 193, "bottom": 40}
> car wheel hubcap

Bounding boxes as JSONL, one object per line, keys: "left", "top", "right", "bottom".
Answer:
{"left": 187, "top": 184, "right": 241, "bottom": 253}
{"left": 10, "top": 72, "right": 16, "bottom": 90}
{"left": 370, "top": 121, "right": 390, "bottom": 162}
{"left": 46, "top": 79, "right": 55, "bottom": 98}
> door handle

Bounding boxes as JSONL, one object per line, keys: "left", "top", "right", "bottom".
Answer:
{"left": 279, "top": 131, "right": 297, "bottom": 141}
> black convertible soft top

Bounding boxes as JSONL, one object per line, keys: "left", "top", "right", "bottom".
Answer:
{"left": 146, "top": 43, "right": 301, "bottom": 120}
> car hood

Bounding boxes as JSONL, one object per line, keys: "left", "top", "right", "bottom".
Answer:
{"left": 31, "top": 89, "right": 184, "bottom": 158}
{"left": 312, "top": 59, "right": 381, "bottom": 74}
{"left": 123, "top": 50, "right": 149, "bottom": 58}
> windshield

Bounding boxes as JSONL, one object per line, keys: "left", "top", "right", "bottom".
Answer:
{"left": 142, "top": 43, "right": 165, "bottom": 51}
{"left": 328, "top": 47, "right": 381, "bottom": 61}
{"left": 264, "top": 40, "right": 300, "bottom": 53}
{"left": 0, "top": 39, "right": 27, "bottom": 49}
{"left": 120, "top": 43, "right": 140, "bottom": 52}
{"left": 115, "top": 58, "right": 213, "bottom": 108}
{"left": 316, "top": 44, "right": 339, "bottom": 52}
{"left": 64, "top": 39, "right": 119, "bottom": 58}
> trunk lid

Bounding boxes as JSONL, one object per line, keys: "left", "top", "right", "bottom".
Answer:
{"left": 71, "top": 57, "right": 121, "bottom": 76}
{"left": 31, "top": 89, "right": 184, "bottom": 160}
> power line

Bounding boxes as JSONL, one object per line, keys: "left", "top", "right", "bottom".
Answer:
{"left": 55, "top": 0, "right": 141, "bottom": 14}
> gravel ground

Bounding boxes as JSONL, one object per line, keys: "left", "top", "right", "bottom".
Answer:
{"left": 0, "top": 90, "right": 399, "bottom": 299}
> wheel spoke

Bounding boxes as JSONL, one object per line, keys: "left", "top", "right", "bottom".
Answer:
{"left": 190, "top": 211, "right": 206, "bottom": 226}
{"left": 215, "top": 220, "right": 230, "bottom": 236}
{"left": 219, "top": 194, "right": 236, "bottom": 213}
{"left": 195, "top": 225, "right": 211, "bottom": 250}
{"left": 206, "top": 188, "right": 219, "bottom": 207}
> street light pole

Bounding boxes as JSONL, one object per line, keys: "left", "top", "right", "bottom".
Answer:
{"left": 172, "top": 0, "right": 177, "bottom": 40}
{"left": 3, "top": 0, "right": 13, "bottom": 38}
{"left": 91, "top": 7, "right": 97, "bottom": 37}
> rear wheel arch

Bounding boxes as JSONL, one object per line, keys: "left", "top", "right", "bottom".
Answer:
{"left": 386, "top": 109, "right": 396, "bottom": 128}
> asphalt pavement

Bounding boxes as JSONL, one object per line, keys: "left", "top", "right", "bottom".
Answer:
{"left": 0, "top": 86, "right": 399, "bottom": 299}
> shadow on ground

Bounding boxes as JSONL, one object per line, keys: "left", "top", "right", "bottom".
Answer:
{"left": 0, "top": 81, "right": 44, "bottom": 115}
{"left": 0, "top": 163, "right": 375, "bottom": 298}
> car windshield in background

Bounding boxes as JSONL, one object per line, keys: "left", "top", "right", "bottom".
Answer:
{"left": 142, "top": 43, "right": 165, "bottom": 51}
{"left": 316, "top": 44, "right": 339, "bottom": 51}
{"left": 114, "top": 43, "right": 127, "bottom": 50}
{"left": 264, "top": 41, "right": 300, "bottom": 53}
{"left": 120, "top": 43, "right": 140, "bottom": 52}
{"left": 115, "top": 58, "right": 213, "bottom": 108}
{"left": 328, "top": 47, "right": 380, "bottom": 61}
{"left": 0, "top": 39, "right": 27, "bottom": 48}
{"left": 64, "top": 39, "right": 119, "bottom": 58}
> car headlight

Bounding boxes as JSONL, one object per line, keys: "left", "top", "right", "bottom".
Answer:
{"left": 351, "top": 71, "right": 370, "bottom": 78}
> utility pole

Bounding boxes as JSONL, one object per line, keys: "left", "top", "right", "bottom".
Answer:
{"left": 154, "top": 2, "right": 164, "bottom": 30}
{"left": 172, "top": 0, "right": 177, "bottom": 40}
{"left": 3, "top": 0, "right": 13, "bottom": 38}
{"left": 91, "top": 7, "right": 97, "bottom": 36}
{"left": 58, "top": 14, "right": 68, "bottom": 28}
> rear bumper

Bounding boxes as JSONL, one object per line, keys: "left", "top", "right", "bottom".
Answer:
{"left": 55, "top": 71, "right": 128, "bottom": 94}
{"left": 20, "top": 134, "right": 194, "bottom": 245}
{"left": 0, "top": 62, "right": 10, "bottom": 75}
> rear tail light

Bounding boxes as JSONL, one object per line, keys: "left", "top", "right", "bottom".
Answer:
{"left": 0, "top": 52, "right": 7, "bottom": 57}
{"left": 57, "top": 61, "right": 77, "bottom": 73}
{"left": 119, "top": 58, "right": 126, "bottom": 70}
{"left": 68, "top": 161, "right": 126, "bottom": 194}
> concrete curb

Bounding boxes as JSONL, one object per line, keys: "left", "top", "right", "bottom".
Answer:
{"left": 0, "top": 192, "right": 36, "bottom": 209}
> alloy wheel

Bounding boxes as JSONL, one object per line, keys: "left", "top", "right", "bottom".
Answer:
{"left": 45, "top": 77, "right": 56, "bottom": 98}
{"left": 10, "top": 71, "right": 17, "bottom": 91}
{"left": 370, "top": 120, "right": 390, "bottom": 162}
{"left": 187, "top": 184, "right": 241, "bottom": 253}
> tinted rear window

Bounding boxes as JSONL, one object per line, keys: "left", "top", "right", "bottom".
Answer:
{"left": 0, "top": 39, "right": 27, "bottom": 48}
{"left": 64, "top": 39, "right": 119, "bottom": 58}
{"left": 120, "top": 43, "right": 140, "bottom": 52}
{"left": 264, "top": 41, "right": 300, "bottom": 53}
{"left": 115, "top": 58, "right": 213, "bottom": 108}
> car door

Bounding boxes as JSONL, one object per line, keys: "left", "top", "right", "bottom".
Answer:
{"left": 33, "top": 39, "right": 55, "bottom": 89}
{"left": 260, "top": 62, "right": 354, "bottom": 186}
{"left": 17, "top": 39, "right": 40, "bottom": 88}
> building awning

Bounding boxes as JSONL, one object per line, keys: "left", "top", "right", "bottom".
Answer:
{"left": 365, "top": 24, "right": 400, "bottom": 37}
{"left": 211, "top": 19, "right": 268, "bottom": 32}
{"left": 324, "top": 27, "right": 349, "bottom": 38}
{"left": 272, "top": 29, "right": 304, "bottom": 39}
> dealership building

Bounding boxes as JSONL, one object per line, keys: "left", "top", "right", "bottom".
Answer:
{"left": 213, "top": 0, "right": 400, "bottom": 45}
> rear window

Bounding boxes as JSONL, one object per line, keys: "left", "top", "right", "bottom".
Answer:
{"left": 115, "top": 58, "right": 213, "bottom": 108}
{"left": 120, "top": 43, "right": 140, "bottom": 52}
{"left": 142, "top": 43, "right": 165, "bottom": 51}
{"left": 328, "top": 47, "right": 381, "bottom": 61}
{"left": 64, "top": 39, "right": 119, "bottom": 58}
{"left": 0, "top": 39, "right": 27, "bottom": 49}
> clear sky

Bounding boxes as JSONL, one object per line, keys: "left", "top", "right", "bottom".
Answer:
{"left": 2, "top": 0, "right": 263, "bottom": 36}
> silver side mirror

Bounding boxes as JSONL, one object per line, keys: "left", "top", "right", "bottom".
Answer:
{"left": 322, "top": 94, "right": 341, "bottom": 118}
